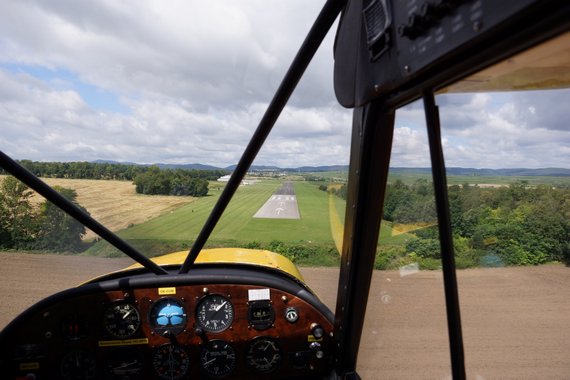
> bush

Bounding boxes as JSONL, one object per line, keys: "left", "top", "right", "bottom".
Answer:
{"left": 374, "top": 245, "right": 406, "bottom": 270}
{"left": 406, "top": 238, "right": 440, "bottom": 259}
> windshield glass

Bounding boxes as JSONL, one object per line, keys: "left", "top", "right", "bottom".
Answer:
{"left": 1, "top": 2, "right": 568, "bottom": 379}
{"left": 357, "top": 32, "right": 570, "bottom": 378}
{"left": 0, "top": 1, "right": 347, "bottom": 328}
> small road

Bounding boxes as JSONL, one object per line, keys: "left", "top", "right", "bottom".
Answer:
{"left": 253, "top": 181, "right": 300, "bottom": 219}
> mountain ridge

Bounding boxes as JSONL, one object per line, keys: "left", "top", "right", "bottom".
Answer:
{"left": 90, "top": 161, "right": 570, "bottom": 176}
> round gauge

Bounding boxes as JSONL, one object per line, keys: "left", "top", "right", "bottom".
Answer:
{"left": 246, "top": 337, "right": 282, "bottom": 374}
{"left": 106, "top": 347, "right": 143, "bottom": 379}
{"left": 149, "top": 298, "right": 187, "bottom": 334}
{"left": 152, "top": 344, "right": 190, "bottom": 380}
{"left": 196, "top": 294, "right": 234, "bottom": 333}
{"left": 103, "top": 302, "right": 141, "bottom": 339}
{"left": 60, "top": 350, "right": 97, "bottom": 380}
{"left": 200, "top": 340, "right": 237, "bottom": 378}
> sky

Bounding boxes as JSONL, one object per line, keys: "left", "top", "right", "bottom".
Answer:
{"left": 0, "top": 0, "right": 568, "bottom": 169}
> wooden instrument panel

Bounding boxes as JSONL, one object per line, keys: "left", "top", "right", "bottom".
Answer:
{"left": 2, "top": 282, "right": 335, "bottom": 379}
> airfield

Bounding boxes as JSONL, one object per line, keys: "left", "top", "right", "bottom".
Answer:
{"left": 253, "top": 181, "right": 301, "bottom": 219}
{"left": 1, "top": 252, "right": 568, "bottom": 379}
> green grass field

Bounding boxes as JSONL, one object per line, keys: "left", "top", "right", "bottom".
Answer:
{"left": 87, "top": 179, "right": 341, "bottom": 263}
{"left": 90, "top": 178, "right": 422, "bottom": 260}
{"left": 117, "top": 180, "right": 333, "bottom": 244}
{"left": 89, "top": 172, "right": 566, "bottom": 262}
{"left": 305, "top": 170, "right": 570, "bottom": 187}
{"left": 388, "top": 173, "right": 570, "bottom": 186}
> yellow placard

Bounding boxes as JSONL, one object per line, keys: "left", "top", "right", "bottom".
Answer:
{"left": 158, "top": 287, "right": 176, "bottom": 295}
{"left": 20, "top": 362, "right": 39, "bottom": 371}
{"left": 98, "top": 338, "right": 149, "bottom": 347}
{"left": 308, "top": 335, "right": 323, "bottom": 342}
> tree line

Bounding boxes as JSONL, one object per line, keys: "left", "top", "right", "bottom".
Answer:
{"left": 0, "top": 160, "right": 227, "bottom": 183}
{"left": 328, "top": 179, "right": 570, "bottom": 268}
{"left": 0, "top": 160, "right": 229, "bottom": 197}
{"left": 0, "top": 176, "right": 86, "bottom": 252}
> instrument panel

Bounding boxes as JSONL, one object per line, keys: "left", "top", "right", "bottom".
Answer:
{"left": 1, "top": 273, "right": 335, "bottom": 380}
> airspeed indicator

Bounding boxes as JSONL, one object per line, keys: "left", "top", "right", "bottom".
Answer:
{"left": 196, "top": 294, "right": 234, "bottom": 333}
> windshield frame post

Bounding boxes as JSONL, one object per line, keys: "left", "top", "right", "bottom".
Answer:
{"left": 333, "top": 100, "right": 395, "bottom": 378}
{"left": 423, "top": 90, "right": 466, "bottom": 379}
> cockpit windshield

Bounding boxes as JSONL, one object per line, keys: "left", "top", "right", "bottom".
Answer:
{"left": 0, "top": 0, "right": 349, "bottom": 322}
{"left": 0, "top": 1, "right": 568, "bottom": 379}
{"left": 357, "top": 32, "right": 570, "bottom": 378}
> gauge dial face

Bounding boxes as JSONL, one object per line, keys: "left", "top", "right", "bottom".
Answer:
{"left": 200, "top": 340, "right": 237, "bottom": 378}
{"left": 60, "top": 350, "right": 97, "bottom": 380}
{"left": 152, "top": 344, "right": 190, "bottom": 380}
{"left": 246, "top": 337, "right": 282, "bottom": 374}
{"left": 248, "top": 300, "right": 275, "bottom": 330}
{"left": 106, "top": 347, "right": 143, "bottom": 379}
{"left": 196, "top": 294, "right": 234, "bottom": 333}
{"left": 103, "top": 302, "right": 141, "bottom": 339}
{"left": 149, "top": 298, "right": 187, "bottom": 333}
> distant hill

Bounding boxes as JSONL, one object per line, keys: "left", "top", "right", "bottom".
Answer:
{"left": 225, "top": 165, "right": 350, "bottom": 172}
{"left": 391, "top": 167, "right": 570, "bottom": 177}
{"left": 91, "top": 160, "right": 223, "bottom": 171}
{"left": 285, "top": 165, "right": 350, "bottom": 172}
{"left": 92, "top": 159, "right": 139, "bottom": 166}
{"left": 226, "top": 165, "right": 282, "bottom": 172}
{"left": 90, "top": 160, "right": 569, "bottom": 176}
{"left": 156, "top": 163, "right": 223, "bottom": 171}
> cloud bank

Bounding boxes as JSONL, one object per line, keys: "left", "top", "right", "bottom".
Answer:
{"left": 0, "top": 1, "right": 567, "bottom": 169}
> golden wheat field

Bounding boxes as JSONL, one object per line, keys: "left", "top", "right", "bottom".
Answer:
{"left": 1, "top": 176, "right": 196, "bottom": 240}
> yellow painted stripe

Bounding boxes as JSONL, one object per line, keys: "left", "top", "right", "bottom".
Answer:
{"left": 98, "top": 338, "right": 149, "bottom": 347}
{"left": 328, "top": 193, "right": 344, "bottom": 255}
{"left": 20, "top": 362, "right": 39, "bottom": 370}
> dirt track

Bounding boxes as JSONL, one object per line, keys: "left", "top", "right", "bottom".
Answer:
{"left": 1, "top": 252, "right": 568, "bottom": 379}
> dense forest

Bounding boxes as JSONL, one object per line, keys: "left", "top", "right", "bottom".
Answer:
{"left": 330, "top": 179, "right": 570, "bottom": 268}
{"left": 0, "top": 176, "right": 86, "bottom": 252}
{"left": 0, "top": 160, "right": 228, "bottom": 197}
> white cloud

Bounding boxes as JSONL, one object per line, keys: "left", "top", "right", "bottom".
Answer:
{"left": 0, "top": 1, "right": 568, "bottom": 170}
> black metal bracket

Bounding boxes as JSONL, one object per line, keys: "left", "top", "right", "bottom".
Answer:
{"left": 423, "top": 90, "right": 466, "bottom": 379}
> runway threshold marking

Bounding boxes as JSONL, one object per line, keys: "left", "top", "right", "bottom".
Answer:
{"left": 253, "top": 182, "right": 300, "bottom": 219}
